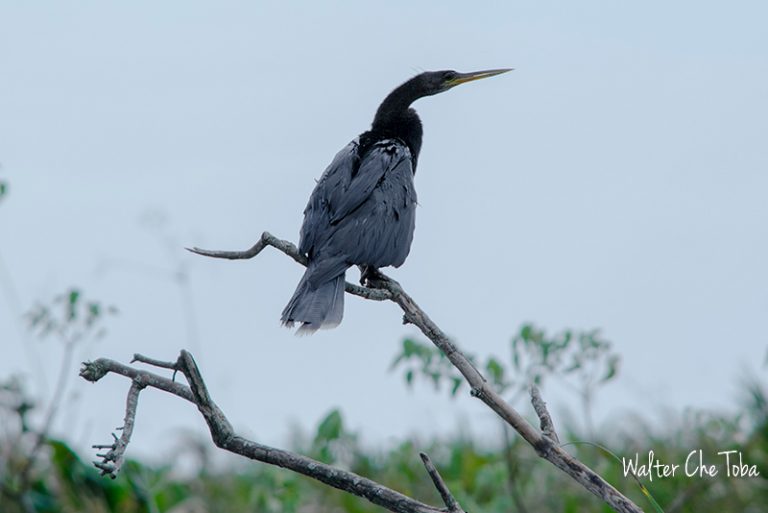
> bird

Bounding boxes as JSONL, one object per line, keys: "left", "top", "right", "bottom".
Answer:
{"left": 281, "top": 68, "right": 511, "bottom": 334}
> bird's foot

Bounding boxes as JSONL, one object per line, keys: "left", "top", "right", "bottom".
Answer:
{"left": 359, "top": 266, "right": 386, "bottom": 288}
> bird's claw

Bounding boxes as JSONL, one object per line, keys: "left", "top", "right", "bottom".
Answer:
{"left": 359, "top": 266, "right": 385, "bottom": 287}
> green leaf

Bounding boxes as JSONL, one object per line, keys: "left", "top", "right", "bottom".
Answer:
{"left": 315, "top": 409, "right": 343, "bottom": 442}
{"left": 67, "top": 289, "right": 81, "bottom": 320}
{"left": 601, "top": 355, "right": 620, "bottom": 383}
{"left": 485, "top": 357, "right": 506, "bottom": 389}
{"left": 450, "top": 377, "right": 463, "bottom": 396}
{"left": 511, "top": 337, "right": 521, "bottom": 370}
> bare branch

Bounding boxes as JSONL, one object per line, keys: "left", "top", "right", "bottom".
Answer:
{"left": 531, "top": 385, "right": 560, "bottom": 444}
{"left": 91, "top": 378, "right": 144, "bottom": 478}
{"left": 187, "top": 231, "right": 306, "bottom": 264}
{"left": 419, "top": 452, "right": 464, "bottom": 513}
{"left": 187, "top": 233, "right": 645, "bottom": 513}
{"left": 81, "top": 353, "right": 463, "bottom": 513}
{"left": 80, "top": 358, "right": 193, "bottom": 401}
{"left": 371, "top": 273, "right": 643, "bottom": 513}
{"left": 187, "top": 232, "right": 392, "bottom": 302}
{"left": 131, "top": 353, "right": 178, "bottom": 370}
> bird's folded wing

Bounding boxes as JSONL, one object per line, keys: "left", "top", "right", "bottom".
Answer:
{"left": 329, "top": 141, "right": 409, "bottom": 225}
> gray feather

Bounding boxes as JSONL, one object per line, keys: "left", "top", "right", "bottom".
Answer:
{"left": 283, "top": 138, "right": 417, "bottom": 333}
{"left": 281, "top": 266, "right": 346, "bottom": 335}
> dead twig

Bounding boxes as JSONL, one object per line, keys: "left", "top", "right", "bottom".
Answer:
{"left": 419, "top": 452, "right": 464, "bottom": 513}
{"left": 91, "top": 378, "right": 145, "bottom": 478}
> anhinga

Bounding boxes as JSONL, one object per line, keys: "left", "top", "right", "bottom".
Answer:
{"left": 281, "top": 68, "right": 511, "bottom": 334}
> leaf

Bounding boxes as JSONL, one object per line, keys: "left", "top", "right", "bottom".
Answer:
{"left": 601, "top": 355, "right": 620, "bottom": 383}
{"left": 315, "top": 409, "right": 343, "bottom": 443}
{"left": 450, "top": 377, "right": 463, "bottom": 397}
{"left": 403, "top": 338, "right": 417, "bottom": 357}
{"left": 67, "top": 289, "right": 81, "bottom": 320}
{"left": 485, "top": 357, "right": 506, "bottom": 389}
{"left": 511, "top": 337, "right": 521, "bottom": 370}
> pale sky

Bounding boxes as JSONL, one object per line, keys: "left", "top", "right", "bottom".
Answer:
{"left": 1, "top": 1, "right": 766, "bottom": 460}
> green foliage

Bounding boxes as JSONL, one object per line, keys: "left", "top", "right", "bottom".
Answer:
{"left": 311, "top": 408, "right": 358, "bottom": 465}
{"left": 26, "top": 287, "right": 117, "bottom": 344}
{"left": 1, "top": 379, "right": 767, "bottom": 512}
{"left": 511, "top": 323, "right": 619, "bottom": 391}
{"left": 0, "top": 179, "right": 7, "bottom": 204}
{"left": 0, "top": 289, "right": 118, "bottom": 512}
{"left": 390, "top": 338, "right": 472, "bottom": 396}
{"left": 391, "top": 323, "right": 621, "bottom": 404}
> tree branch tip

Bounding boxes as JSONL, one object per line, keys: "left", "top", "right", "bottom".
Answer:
{"left": 132, "top": 353, "right": 179, "bottom": 371}
{"left": 418, "top": 451, "right": 463, "bottom": 512}
{"left": 530, "top": 385, "right": 560, "bottom": 444}
{"left": 80, "top": 360, "right": 108, "bottom": 382}
{"left": 185, "top": 247, "right": 207, "bottom": 256}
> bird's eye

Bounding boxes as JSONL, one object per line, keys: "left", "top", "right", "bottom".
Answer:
{"left": 443, "top": 71, "right": 457, "bottom": 80}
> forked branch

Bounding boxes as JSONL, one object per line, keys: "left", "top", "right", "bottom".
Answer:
{"left": 187, "top": 233, "right": 645, "bottom": 513}
{"left": 81, "top": 351, "right": 462, "bottom": 513}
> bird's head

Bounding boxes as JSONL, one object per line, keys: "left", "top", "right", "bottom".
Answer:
{"left": 372, "top": 67, "right": 512, "bottom": 133}
{"left": 412, "top": 68, "right": 513, "bottom": 97}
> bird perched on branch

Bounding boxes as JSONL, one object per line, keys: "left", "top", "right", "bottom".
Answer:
{"left": 282, "top": 68, "right": 511, "bottom": 334}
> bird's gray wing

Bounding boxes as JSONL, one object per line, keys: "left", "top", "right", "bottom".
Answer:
{"left": 330, "top": 144, "right": 417, "bottom": 269}
{"left": 298, "top": 140, "right": 359, "bottom": 257}
{"left": 299, "top": 139, "right": 416, "bottom": 285}
{"left": 327, "top": 142, "right": 403, "bottom": 225}
{"left": 300, "top": 139, "right": 402, "bottom": 254}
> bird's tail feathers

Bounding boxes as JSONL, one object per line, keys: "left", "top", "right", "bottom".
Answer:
{"left": 281, "top": 268, "right": 345, "bottom": 335}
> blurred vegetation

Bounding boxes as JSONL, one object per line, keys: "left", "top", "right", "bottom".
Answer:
{"left": 1, "top": 179, "right": 766, "bottom": 512}
{"left": 2, "top": 325, "right": 766, "bottom": 512}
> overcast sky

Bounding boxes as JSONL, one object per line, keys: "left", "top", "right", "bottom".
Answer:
{"left": 1, "top": 1, "right": 767, "bottom": 461}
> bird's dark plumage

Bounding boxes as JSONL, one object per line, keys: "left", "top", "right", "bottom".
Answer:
{"left": 281, "top": 68, "right": 510, "bottom": 333}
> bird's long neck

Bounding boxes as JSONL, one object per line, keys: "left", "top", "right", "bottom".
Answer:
{"left": 369, "top": 80, "right": 424, "bottom": 164}
{"left": 373, "top": 79, "right": 423, "bottom": 128}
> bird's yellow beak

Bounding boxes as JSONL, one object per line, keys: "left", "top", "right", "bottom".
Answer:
{"left": 447, "top": 68, "right": 513, "bottom": 87}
